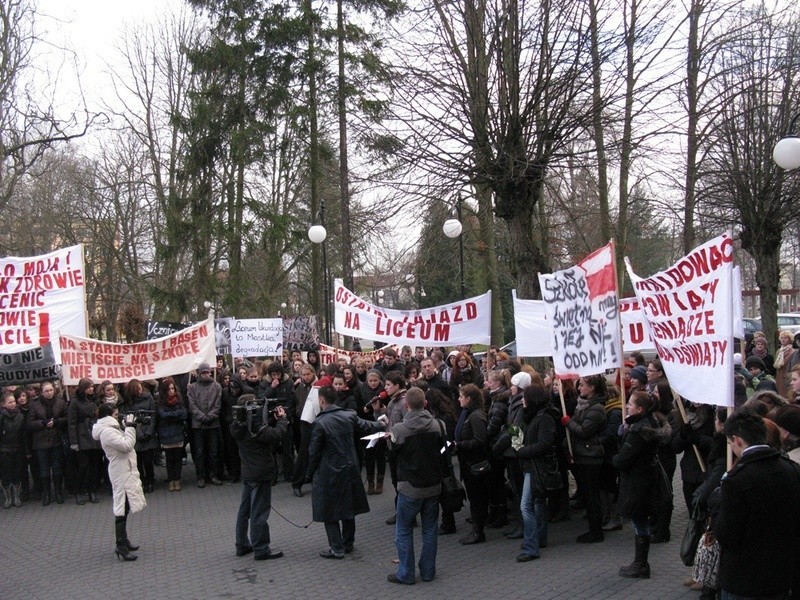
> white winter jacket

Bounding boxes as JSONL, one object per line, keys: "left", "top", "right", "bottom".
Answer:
{"left": 92, "top": 416, "right": 146, "bottom": 517}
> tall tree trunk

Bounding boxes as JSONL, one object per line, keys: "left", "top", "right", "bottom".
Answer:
{"left": 751, "top": 241, "right": 781, "bottom": 352}
{"left": 589, "top": 0, "right": 611, "bottom": 244}
{"left": 683, "top": 0, "right": 702, "bottom": 254}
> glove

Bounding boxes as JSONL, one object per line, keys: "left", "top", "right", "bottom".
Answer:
{"left": 70, "top": 444, "right": 79, "bottom": 452}
{"left": 560, "top": 415, "right": 571, "bottom": 426}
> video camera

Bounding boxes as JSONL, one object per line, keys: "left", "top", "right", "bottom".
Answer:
{"left": 123, "top": 410, "right": 154, "bottom": 427}
{"left": 232, "top": 398, "right": 287, "bottom": 434}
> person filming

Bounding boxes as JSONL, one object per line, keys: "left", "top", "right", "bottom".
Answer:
{"left": 92, "top": 403, "right": 147, "bottom": 562}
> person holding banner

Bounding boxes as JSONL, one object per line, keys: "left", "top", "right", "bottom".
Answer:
{"left": 27, "top": 382, "right": 68, "bottom": 506}
{"left": 561, "top": 374, "right": 608, "bottom": 544}
{"left": 68, "top": 378, "right": 102, "bottom": 505}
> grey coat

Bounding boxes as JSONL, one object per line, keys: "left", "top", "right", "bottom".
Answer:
{"left": 187, "top": 379, "right": 222, "bottom": 429}
{"left": 307, "top": 406, "right": 385, "bottom": 522}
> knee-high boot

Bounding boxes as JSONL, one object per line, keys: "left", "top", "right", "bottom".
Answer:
{"left": 53, "top": 476, "right": 64, "bottom": 504}
{"left": 40, "top": 477, "right": 51, "bottom": 506}
{"left": 618, "top": 535, "right": 650, "bottom": 578}
{"left": 114, "top": 517, "right": 137, "bottom": 561}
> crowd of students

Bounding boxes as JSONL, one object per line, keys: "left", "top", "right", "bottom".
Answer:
{"left": 2, "top": 334, "right": 800, "bottom": 597}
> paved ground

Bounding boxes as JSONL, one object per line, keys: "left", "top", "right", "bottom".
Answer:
{"left": 1, "top": 459, "right": 698, "bottom": 600}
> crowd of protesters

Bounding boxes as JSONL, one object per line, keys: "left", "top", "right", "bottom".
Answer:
{"left": 3, "top": 334, "right": 800, "bottom": 597}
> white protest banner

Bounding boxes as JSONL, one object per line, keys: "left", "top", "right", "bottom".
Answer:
{"left": 512, "top": 291, "right": 553, "bottom": 357}
{"left": 59, "top": 318, "right": 216, "bottom": 385}
{"left": 513, "top": 295, "right": 657, "bottom": 357}
{"left": 318, "top": 343, "right": 399, "bottom": 366}
{"left": 230, "top": 318, "right": 283, "bottom": 357}
{"left": 0, "top": 245, "right": 86, "bottom": 353}
{"left": 334, "top": 284, "right": 491, "bottom": 346}
{"left": 619, "top": 297, "right": 657, "bottom": 352}
{"left": 625, "top": 232, "right": 734, "bottom": 407}
{"left": 538, "top": 243, "right": 622, "bottom": 377}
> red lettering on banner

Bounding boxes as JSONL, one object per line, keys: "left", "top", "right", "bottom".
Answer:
{"left": 23, "top": 257, "right": 60, "bottom": 276}
{"left": 434, "top": 324, "right": 450, "bottom": 341}
{"left": 344, "top": 312, "right": 360, "bottom": 329}
{"left": 69, "top": 365, "right": 92, "bottom": 380}
{"left": 0, "top": 329, "right": 32, "bottom": 345}
{"left": 60, "top": 337, "right": 76, "bottom": 350}
{"left": 629, "top": 323, "right": 644, "bottom": 344}
{"left": 39, "top": 312, "right": 50, "bottom": 345}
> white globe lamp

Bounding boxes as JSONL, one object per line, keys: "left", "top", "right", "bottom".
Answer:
{"left": 308, "top": 224, "right": 327, "bottom": 244}
{"left": 443, "top": 218, "right": 462, "bottom": 239}
{"left": 774, "top": 136, "right": 800, "bottom": 170}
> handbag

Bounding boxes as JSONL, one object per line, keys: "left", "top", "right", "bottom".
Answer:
{"left": 692, "top": 531, "right": 720, "bottom": 588}
{"left": 680, "top": 504, "right": 705, "bottom": 567}
{"left": 470, "top": 460, "right": 491, "bottom": 477}
{"left": 541, "top": 454, "right": 563, "bottom": 492}
{"left": 436, "top": 420, "right": 466, "bottom": 512}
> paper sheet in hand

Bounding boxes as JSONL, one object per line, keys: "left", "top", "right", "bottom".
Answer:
{"left": 361, "top": 431, "right": 390, "bottom": 449}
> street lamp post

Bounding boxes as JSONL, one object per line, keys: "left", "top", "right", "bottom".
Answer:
{"left": 443, "top": 194, "right": 466, "bottom": 299}
{"left": 774, "top": 112, "right": 800, "bottom": 170}
{"left": 308, "top": 200, "right": 332, "bottom": 345}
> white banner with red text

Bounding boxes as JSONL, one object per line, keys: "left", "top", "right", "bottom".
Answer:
{"left": 0, "top": 245, "right": 87, "bottom": 354}
{"left": 625, "top": 233, "right": 735, "bottom": 407}
{"left": 514, "top": 294, "right": 656, "bottom": 357}
{"left": 334, "top": 284, "right": 491, "bottom": 346}
{"left": 538, "top": 243, "right": 623, "bottom": 378}
{"left": 318, "top": 343, "right": 400, "bottom": 366}
{"left": 59, "top": 318, "right": 216, "bottom": 385}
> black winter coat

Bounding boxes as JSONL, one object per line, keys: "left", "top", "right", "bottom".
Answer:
{"left": 714, "top": 446, "right": 800, "bottom": 597}
{"left": 517, "top": 408, "right": 556, "bottom": 497}
{"left": 231, "top": 416, "right": 287, "bottom": 482}
{"left": 307, "top": 406, "right": 385, "bottom": 522}
{"left": 485, "top": 387, "right": 511, "bottom": 445}
{"left": 68, "top": 394, "right": 101, "bottom": 451}
{"left": 0, "top": 409, "right": 27, "bottom": 453}
{"left": 566, "top": 396, "right": 607, "bottom": 465}
{"left": 612, "top": 412, "right": 670, "bottom": 521}
{"left": 671, "top": 408, "right": 714, "bottom": 486}
{"left": 455, "top": 407, "right": 487, "bottom": 468}
{"left": 27, "top": 396, "right": 68, "bottom": 450}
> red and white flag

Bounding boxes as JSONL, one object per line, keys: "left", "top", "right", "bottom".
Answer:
{"left": 538, "top": 242, "right": 622, "bottom": 378}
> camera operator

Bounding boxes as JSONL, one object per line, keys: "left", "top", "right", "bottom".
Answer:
{"left": 230, "top": 394, "right": 288, "bottom": 561}
{"left": 92, "top": 403, "right": 147, "bottom": 562}
{"left": 261, "top": 362, "right": 296, "bottom": 482}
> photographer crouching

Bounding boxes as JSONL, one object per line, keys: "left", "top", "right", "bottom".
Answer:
{"left": 231, "top": 394, "right": 288, "bottom": 561}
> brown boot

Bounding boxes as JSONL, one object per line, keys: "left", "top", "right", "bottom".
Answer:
{"left": 367, "top": 480, "right": 375, "bottom": 495}
{"left": 375, "top": 481, "right": 383, "bottom": 495}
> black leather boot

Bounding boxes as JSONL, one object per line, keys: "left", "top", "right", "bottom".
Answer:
{"left": 618, "top": 535, "right": 651, "bottom": 578}
{"left": 115, "top": 517, "right": 137, "bottom": 561}
{"left": 40, "top": 477, "right": 51, "bottom": 507}
{"left": 53, "top": 476, "right": 64, "bottom": 504}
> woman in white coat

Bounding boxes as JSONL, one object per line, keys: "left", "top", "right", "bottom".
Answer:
{"left": 92, "top": 403, "right": 147, "bottom": 561}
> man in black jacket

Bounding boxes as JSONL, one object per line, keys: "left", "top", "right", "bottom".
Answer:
{"left": 418, "top": 358, "right": 450, "bottom": 396}
{"left": 715, "top": 410, "right": 800, "bottom": 599}
{"left": 231, "top": 394, "right": 288, "bottom": 561}
{"left": 388, "top": 387, "right": 446, "bottom": 584}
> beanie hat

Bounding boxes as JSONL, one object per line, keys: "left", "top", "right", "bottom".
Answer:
{"left": 733, "top": 353, "right": 743, "bottom": 367}
{"left": 745, "top": 356, "right": 766, "bottom": 373}
{"left": 367, "top": 368, "right": 384, "bottom": 381}
{"left": 629, "top": 366, "right": 648, "bottom": 386}
{"left": 510, "top": 371, "right": 532, "bottom": 390}
{"left": 198, "top": 362, "right": 212, "bottom": 373}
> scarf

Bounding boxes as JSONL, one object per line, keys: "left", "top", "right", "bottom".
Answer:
{"left": 454, "top": 407, "right": 469, "bottom": 441}
{"left": 604, "top": 396, "right": 623, "bottom": 414}
{"left": 166, "top": 393, "right": 180, "bottom": 407}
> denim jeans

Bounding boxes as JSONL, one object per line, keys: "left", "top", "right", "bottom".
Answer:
{"left": 324, "top": 519, "right": 355, "bottom": 556}
{"left": 520, "top": 472, "right": 547, "bottom": 556}
{"left": 631, "top": 519, "right": 651, "bottom": 537}
{"left": 36, "top": 446, "right": 63, "bottom": 478}
{"left": 395, "top": 492, "right": 440, "bottom": 583}
{"left": 236, "top": 481, "right": 273, "bottom": 555}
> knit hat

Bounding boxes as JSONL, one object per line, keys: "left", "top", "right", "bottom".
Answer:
{"left": 771, "top": 404, "right": 800, "bottom": 437}
{"left": 629, "top": 366, "right": 648, "bottom": 386}
{"left": 198, "top": 362, "right": 212, "bottom": 374}
{"left": 366, "top": 368, "right": 384, "bottom": 381}
{"left": 733, "top": 353, "right": 743, "bottom": 367}
{"left": 510, "top": 371, "right": 532, "bottom": 390}
{"left": 745, "top": 356, "right": 766, "bottom": 372}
